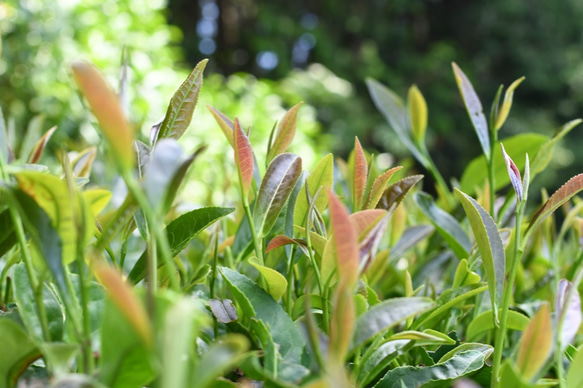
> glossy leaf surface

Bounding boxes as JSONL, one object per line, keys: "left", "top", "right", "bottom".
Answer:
{"left": 253, "top": 153, "right": 302, "bottom": 236}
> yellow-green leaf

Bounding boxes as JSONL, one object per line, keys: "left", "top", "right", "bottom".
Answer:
{"left": 72, "top": 61, "right": 134, "bottom": 170}
{"left": 516, "top": 303, "right": 552, "bottom": 381}
{"left": 294, "top": 153, "right": 334, "bottom": 228}
{"left": 249, "top": 257, "right": 288, "bottom": 301}
{"left": 365, "top": 166, "right": 402, "bottom": 209}
{"left": 352, "top": 137, "right": 368, "bottom": 211}
{"left": 408, "top": 85, "right": 427, "bottom": 144}
{"left": 494, "top": 76, "right": 525, "bottom": 131}
{"left": 266, "top": 102, "right": 302, "bottom": 163}
{"left": 567, "top": 345, "right": 583, "bottom": 388}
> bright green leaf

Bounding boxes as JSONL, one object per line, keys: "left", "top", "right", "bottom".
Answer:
{"left": 266, "top": 102, "right": 302, "bottom": 163}
{"left": 365, "top": 166, "right": 402, "bottom": 209}
{"left": 494, "top": 76, "right": 525, "bottom": 131}
{"left": 452, "top": 258, "right": 481, "bottom": 288}
{"left": 567, "top": 346, "right": 583, "bottom": 388}
{"left": 293, "top": 153, "right": 333, "bottom": 228}
{"left": 467, "top": 309, "right": 530, "bottom": 342}
{"left": 248, "top": 257, "right": 288, "bottom": 301}
{"left": 408, "top": 85, "right": 427, "bottom": 145}
{"left": 0, "top": 319, "right": 40, "bottom": 388}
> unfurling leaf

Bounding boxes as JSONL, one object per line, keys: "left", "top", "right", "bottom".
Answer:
{"left": 501, "top": 143, "right": 523, "bottom": 202}
{"left": 556, "top": 279, "right": 582, "bottom": 350}
{"left": 253, "top": 153, "right": 302, "bottom": 236}
{"left": 207, "top": 105, "right": 234, "bottom": 146}
{"left": 27, "top": 126, "right": 57, "bottom": 164}
{"left": 155, "top": 59, "right": 208, "bottom": 143}
{"left": 456, "top": 189, "right": 505, "bottom": 323}
{"left": 352, "top": 137, "right": 368, "bottom": 211}
{"left": 408, "top": 85, "right": 427, "bottom": 144}
{"left": 72, "top": 61, "right": 134, "bottom": 169}
{"left": 528, "top": 173, "right": 583, "bottom": 234}
{"left": 266, "top": 102, "right": 302, "bottom": 163}
{"left": 494, "top": 76, "right": 525, "bottom": 131}
{"left": 452, "top": 62, "right": 490, "bottom": 160}
{"left": 516, "top": 303, "right": 552, "bottom": 381}
{"left": 233, "top": 118, "right": 254, "bottom": 199}
{"left": 294, "top": 153, "right": 334, "bottom": 227}
{"left": 365, "top": 166, "right": 402, "bottom": 209}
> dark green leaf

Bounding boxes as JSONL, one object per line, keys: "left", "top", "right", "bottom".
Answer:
{"left": 357, "top": 340, "right": 410, "bottom": 386}
{"left": 253, "top": 153, "right": 302, "bottom": 236}
{"left": 0, "top": 107, "right": 8, "bottom": 164}
{"left": 128, "top": 207, "right": 234, "bottom": 283}
{"left": 351, "top": 297, "right": 434, "bottom": 349}
{"left": 156, "top": 59, "right": 208, "bottom": 142}
{"left": 377, "top": 175, "right": 423, "bottom": 211}
{"left": 414, "top": 192, "right": 471, "bottom": 259}
{"left": 0, "top": 318, "right": 40, "bottom": 388}
{"left": 0, "top": 210, "right": 15, "bottom": 258}
{"left": 375, "top": 350, "right": 486, "bottom": 388}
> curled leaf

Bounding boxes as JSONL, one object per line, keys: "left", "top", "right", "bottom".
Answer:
{"left": 266, "top": 102, "right": 302, "bottom": 163}
{"left": 501, "top": 143, "right": 523, "bottom": 202}
{"left": 494, "top": 76, "right": 525, "bottom": 131}
{"left": 408, "top": 85, "right": 428, "bottom": 144}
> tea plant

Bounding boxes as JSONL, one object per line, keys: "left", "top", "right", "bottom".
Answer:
{"left": 1, "top": 57, "right": 583, "bottom": 388}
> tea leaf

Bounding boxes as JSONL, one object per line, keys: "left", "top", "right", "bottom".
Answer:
{"left": 93, "top": 261, "right": 153, "bottom": 346}
{"left": 233, "top": 118, "right": 254, "bottom": 199}
{"left": 72, "top": 61, "right": 134, "bottom": 169}
{"left": 517, "top": 303, "right": 552, "bottom": 381}
{"left": 365, "top": 166, "right": 402, "bottom": 209}
{"left": 265, "top": 234, "right": 310, "bottom": 256}
{"left": 412, "top": 284, "right": 488, "bottom": 330}
{"left": 0, "top": 107, "right": 7, "bottom": 164}
{"left": 460, "top": 133, "right": 547, "bottom": 195}
{"left": 327, "top": 190, "right": 359, "bottom": 289}
{"left": 387, "top": 329, "right": 456, "bottom": 345}
{"left": 357, "top": 339, "right": 410, "bottom": 386}
{"left": 456, "top": 189, "right": 505, "bottom": 319}
{"left": 156, "top": 59, "right": 208, "bottom": 142}
{"left": 0, "top": 319, "right": 40, "bottom": 388}
{"left": 207, "top": 105, "right": 234, "bottom": 146}
{"left": 253, "top": 153, "right": 302, "bottom": 236}
{"left": 377, "top": 174, "right": 423, "bottom": 210}
{"left": 249, "top": 257, "right": 288, "bottom": 301}
{"left": 452, "top": 258, "right": 481, "bottom": 288}
{"left": 220, "top": 267, "right": 306, "bottom": 366}
{"left": 531, "top": 119, "right": 582, "bottom": 176}
{"left": 128, "top": 207, "right": 234, "bottom": 283}
{"left": 0, "top": 210, "right": 15, "bottom": 258}
{"left": 329, "top": 284, "right": 356, "bottom": 365}
{"left": 352, "top": 137, "right": 368, "bottom": 211}
{"left": 266, "top": 102, "right": 302, "bottom": 163}
{"left": 494, "top": 76, "right": 525, "bottom": 131}
{"left": 142, "top": 139, "right": 184, "bottom": 212}
{"left": 389, "top": 224, "right": 435, "bottom": 260}
{"left": 414, "top": 192, "right": 472, "bottom": 260}
{"left": 293, "top": 153, "right": 334, "bottom": 227}
{"left": 72, "top": 147, "right": 97, "bottom": 178}
{"left": 501, "top": 144, "right": 523, "bottom": 202}
{"left": 567, "top": 345, "right": 583, "bottom": 388}
{"left": 376, "top": 350, "right": 486, "bottom": 388}
{"left": 528, "top": 173, "right": 583, "bottom": 234}
{"left": 499, "top": 360, "right": 535, "bottom": 388}
{"left": 190, "top": 334, "right": 249, "bottom": 388}
{"left": 209, "top": 299, "right": 238, "bottom": 324}
{"left": 452, "top": 62, "right": 490, "bottom": 160}
{"left": 366, "top": 78, "right": 426, "bottom": 163}
{"left": 356, "top": 211, "right": 391, "bottom": 271}
{"left": 556, "top": 279, "right": 582, "bottom": 350}
{"left": 408, "top": 85, "right": 427, "bottom": 144}
{"left": 27, "top": 126, "right": 56, "bottom": 164}
{"left": 467, "top": 309, "right": 530, "bottom": 341}
{"left": 351, "top": 297, "right": 434, "bottom": 349}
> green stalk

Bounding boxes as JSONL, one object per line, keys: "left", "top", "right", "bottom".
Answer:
{"left": 491, "top": 200, "right": 525, "bottom": 387}
{"left": 487, "top": 130, "right": 497, "bottom": 220}
{"left": 285, "top": 245, "right": 296, "bottom": 315}
{"left": 304, "top": 210, "right": 328, "bottom": 328}
{"left": 242, "top": 199, "right": 264, "bottom": 265}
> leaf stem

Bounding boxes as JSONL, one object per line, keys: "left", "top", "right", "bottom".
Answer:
{"left": 491, "top": 200, "right": 525, "bottom": 387}
{"left": 242, "top": 199, "right": 264, "bottom": 266}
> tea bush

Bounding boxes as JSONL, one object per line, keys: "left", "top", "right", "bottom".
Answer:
{"left": 1, "top": 57, "right": 583, "bottom": 388}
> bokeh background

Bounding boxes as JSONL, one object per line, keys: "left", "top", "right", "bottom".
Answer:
{"left": 1, "top": 0, "right": 583, "bottom": 202}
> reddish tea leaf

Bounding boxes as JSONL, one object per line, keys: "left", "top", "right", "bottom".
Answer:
{"left": 365, "top": 166, "right": 402, "bottom": 209}
{"left": 233, "top": 118, "right": 254, "bottom": 198}
{"left": 327, "top": 190, "right": 359, "bottom": 290}
{"left": 72, "top": 61, "right": 134, "bottom": 170}
{"left": 27, "top": 126, "right": 57, "bottom": 164}
{"left": 266, "top": 102, "right": 303, "bottom": 163}
{"left": 350, "top": 209, "right": 387, "bottom": 237}
{"left": 501, "top": 144, "right": 523, "bottom": 202}
{"left": 377, "top": 174, "right": 424, "bottom": 210}
{"left": 528, "top": 173, "right": 583, "bottom": 233}
{"left": 352, "top": 137, "right": 368, "bottom": 211}
{"left": 265, "top": 234, "right": 309, "bottom": 256}
{"left": 329, "top": 284, "right": 356, "bottom": 366}
{"left": 207, "top": 105, "right": 234, "bottom": 146}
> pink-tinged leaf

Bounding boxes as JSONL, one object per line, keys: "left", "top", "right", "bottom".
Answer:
{"left": 253, "top": 153, "right": 302, "bottom": 236}
{"left": 233, "top": 118, "right": 254, "bottom": 198}
{"left": 27, "top": 126, "right": 56, "bottom": 164}
{"left": 207, "top": 105, "right": 234, "bottom": 146}
{"left": 266, "top": 102, "right": 303, "bottom": 163}
{"left": 365, "top": 166, "right": 403, "bottom": 209}
{"left": 329, "top": 283, "right": 356, "bottom": 366}
{"left": 71, "top": 61, "right": 134, "bottom": 170}
{"left": 556, "top": 279, "right": 582, "bottom": 350}
{"left": 72, "top": 147, "right": 97, "bottom": 178}
{"left": 350, "top": 209, "right": 387, "bottom": 237}
{"left": 92, "top": 261, "right": 152, "bottom": 347}
{"left": 155, "top": 59, "right": 208, "bottom": 142}
{"left": 501, "top": 143, "right": 523, "bottom": 202}
{"left": 265, "top": 234, "right": 310, "bottom": 256}
{"left": 352, "top": 137, "right": 368, "bottom": 211}
{"left": 357, "top": 212, "right": 391, "bottom": 272}
{"left": 516, "top": 303, "right": 552, "bottom": 381}
{"left": 528, "top": 173, "right": 583, "bottom": 233}
{"left": 377, "top": 175, "right": 424, "bottom": 210}
{"left": 327, "top": 190, "right": 359, "bottom": 290}
{"left": 452, "top": 62, "right": 490, "bottom": 160}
